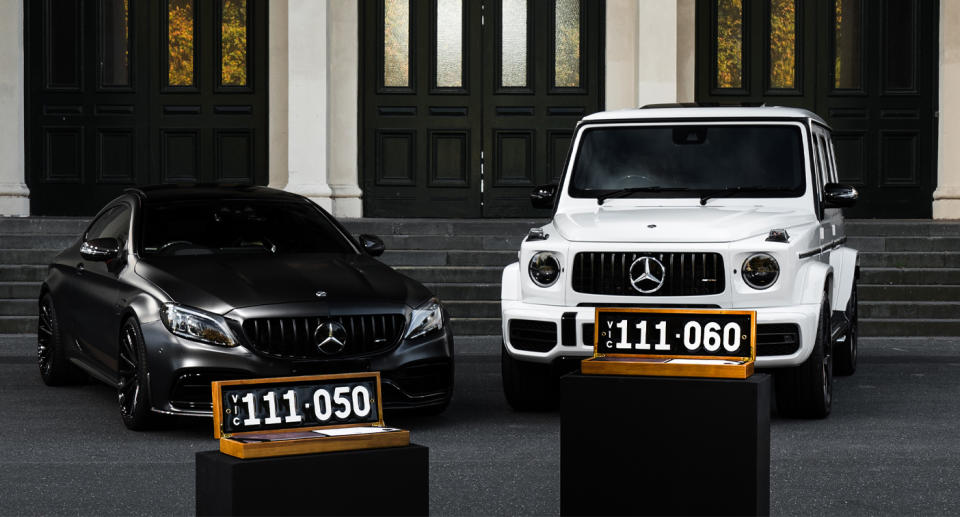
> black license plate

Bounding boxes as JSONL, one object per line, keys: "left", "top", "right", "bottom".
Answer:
{"left": 594, "top": 309, "right": 755, "bottom": 360}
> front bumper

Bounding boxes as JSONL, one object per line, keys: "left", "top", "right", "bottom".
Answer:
{"left": 140, "top": 320, "right": 454, "bottom": 417}
{"left": 501, "top": 300, "right": 819, "bottom": 368}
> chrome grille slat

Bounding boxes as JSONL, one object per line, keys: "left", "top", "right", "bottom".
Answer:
{"left": 241, "top": 314, "right": 406, "bottom": 359}
{"left": 571, "top": 252, "right": 725, "bottom": 296}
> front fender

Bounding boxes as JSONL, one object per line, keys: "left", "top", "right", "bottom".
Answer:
{"left": 829, "top": 246, "right": 859, "bottom": 311}
{"left": 501, "top": 262, "right": 520, "bottom": 301}
{"left": 797, "top": 260, "right": 833, "bottom": 306}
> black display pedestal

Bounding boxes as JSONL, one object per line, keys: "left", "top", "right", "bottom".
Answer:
{"left": 196, "top": 444, "right": 429, "bottom": 516}
{"left": 561, "top": 373, "right": 771, "bottom": 516}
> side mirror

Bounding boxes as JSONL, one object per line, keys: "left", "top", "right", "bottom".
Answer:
{"left": 358, "top": 234, "right": 385, "bottom": 257}
{"left": 823, "top": 183, "right": 858, "bottom": 208}
{"left": 530, "top": 184, "right": 558, "bottom": 210}
{"left": 80, "top": 238, "right": 121, "bottom": 261}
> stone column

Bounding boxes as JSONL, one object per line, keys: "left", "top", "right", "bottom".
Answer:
{"left": 934, "top": 0, "right": 960, "bottom": 219}
{"left": 327, "top": 2, "right": 362, "bottom": 217}
{"left": 283, "top": 0, "right": 333, "bottom": 210}
{"left": 605, "top": 0, "right": 681, "bottom": 110}
{"left": 0, "top": 0, "right": 29, "bottom": 215}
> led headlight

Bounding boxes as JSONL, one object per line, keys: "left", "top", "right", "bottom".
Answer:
{"left": 529, "top": 251, "right": 561, "bottom": 287}
{"left": 742, "top": 253, "right": 780, "bottom": 290}
{"left": 405, "top": 299, "right": 444, "bottom": 340}
{"left": 160, "top": 303, "right": 238, "bottom": 347}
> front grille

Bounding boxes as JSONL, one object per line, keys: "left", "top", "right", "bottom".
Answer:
{"left": 242, "top": 314, "right": 406, "bottom": 359}
{"left": 572, "top": 252, "right": 725, "bottom": 296}
{"left": 509, "top": 319, "right": 558, "bottom": 352}
{"left": 756, "top": 323, "right": 801, "bottom": 356}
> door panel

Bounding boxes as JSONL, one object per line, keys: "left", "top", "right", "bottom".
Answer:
{"left": 25, "top": 0, "right": 268, "bottom": 216}
{"left": 696, "top": 0, "right": 938, "bottom": 218}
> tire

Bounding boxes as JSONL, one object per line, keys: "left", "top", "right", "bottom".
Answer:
{"left": 775, "top": 296, "right": 833, "bottom": 419}
{"left": 834, "top": 280, "right": 858, "bottom": 376}
{"left": 501, "top": 345, "right": 556, "bottom": 411}
{"left": 118, "top": 318, "right": 158, "bottom": 430}
{"left": 37, "top": 294, "right": 84, "bottom": 386}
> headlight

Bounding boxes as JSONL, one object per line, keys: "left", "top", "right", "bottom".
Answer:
{"left": 160, "top": 303, "right": 238, "bottom": 347}
{"left": 742, "top": 253, "right": 780, "bottom": 290}
{"left": 529, "top": 251, "right": 561, "bottom": 287}
{"left": 405, "top": 299, "right": 444, "bottom": 340}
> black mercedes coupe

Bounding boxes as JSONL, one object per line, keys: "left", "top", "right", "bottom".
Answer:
{"left": 38, "top": 186, "right": 453, "bottom": 429}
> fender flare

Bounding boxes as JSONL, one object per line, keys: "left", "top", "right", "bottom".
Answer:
{"left": 501, "top": 262, "right": 520, "bottom": 301}
{"left": 829, "top": 246, "right": 859, "bottom": 312}
{"left": 797, "top": 260, "right": 834, "bottom": 307}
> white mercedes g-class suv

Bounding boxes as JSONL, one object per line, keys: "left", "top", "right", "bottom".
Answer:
{"left": 500, "top": 106, "right": 859, "bottom": 418}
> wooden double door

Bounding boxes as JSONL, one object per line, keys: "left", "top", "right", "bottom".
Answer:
{"left": 361, "top": 0, "right": 604, "bottom": 217}
{"left": 26, "top": 0, "right": 268, "bottom": 215}
{"left": 695, "top": 0, "right": 939, "bottom": 218}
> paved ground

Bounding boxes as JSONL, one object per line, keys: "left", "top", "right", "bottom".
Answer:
{"left": 0, "top": 339, "right": 959, "bottom": 516}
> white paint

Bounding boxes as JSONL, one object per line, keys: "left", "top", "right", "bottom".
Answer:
{"left": 0, "top": 0, "right": 29, "bottom": 215}
{"left": 934, "top": 0, "right": 960, "bottom": 219}
{"left": 284, "top": 0, "right": 333, "bottom": 210}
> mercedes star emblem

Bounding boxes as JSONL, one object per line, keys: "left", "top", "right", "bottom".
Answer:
{"left": 629, "top": 256, "right": 666, "bottom": 294}
{"left": 314, "top": 321, "right": 347, "bottom": 355}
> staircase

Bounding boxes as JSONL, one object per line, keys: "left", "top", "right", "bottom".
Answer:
{"left": 0, "top": 217, "right": 957, "bottom": 357}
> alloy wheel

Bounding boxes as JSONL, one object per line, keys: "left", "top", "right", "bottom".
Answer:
{"left": 117, "top": 325, "right": 140, "bottom": 417}
{"left": 37, "top": 301, "right": 54, "bottom": 375}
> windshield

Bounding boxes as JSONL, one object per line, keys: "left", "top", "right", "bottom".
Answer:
{"left": 139, "top": 200, "right": 356, "bottom": 256}
{"left": 569, "top": 124, "right": 806, "bottom": 198}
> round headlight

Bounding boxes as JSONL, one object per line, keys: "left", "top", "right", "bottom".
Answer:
{"left": 529, "top": 252, "right": 561, "bottom": 287}
{"left": 742, "top": 253, "right": 780, "bottom": 290}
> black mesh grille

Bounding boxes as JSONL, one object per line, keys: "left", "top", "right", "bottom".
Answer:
{"left": 756, "top": 323, "right": 801, "bottom": 356}
{"left": 509, "top": 319, "right": 558, "bottom": 353}
{"left": 571, "top": 252, "right": 725, "bottom": 296}
{"left": 241, "top": 314, "right": 406, "bottom": 359}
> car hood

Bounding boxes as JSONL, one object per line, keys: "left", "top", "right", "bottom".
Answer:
{"left": 553, "top": 205, "right": 815, "bottom": 243}
{"left": 135, "top": 253, "right": 431, "bottom": 315}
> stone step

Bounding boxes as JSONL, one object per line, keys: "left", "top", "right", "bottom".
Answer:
{"left": 395, "top": 266, "right": 502, "bottom": 284}
{"left": 859, "top": 284, "right": 960, "bottom": 302}
{"left": 0, "top": 282, "right": 40, "bottom": 298}
{"left": 859, "top": 302, "right": 960, "bottom": 320}
{"left": 845, "top": 220, "right": 960, "bottom": 237}
{"left": 444, "top": 300, "right": 500, "bottom": 319}
{"left": 378, "top": 234, "right": 525, "bottom": 251}
{"left": 860, "top": 318, "right": 960, "bottom": 337}
{"left": 859, "top": 267, "right": 960, "bottom": 285}
{"left": 0, "top": 266, "right": 47, "bottom": 283}
{"left": 0, "top": 235, "right": 76, "bottom": 250}
{"left": 426, "top": 283, "right": 501, "bottom": 301}
{"left": 0, "top": 249, "right": 61, "bottom": 265}
{"left": 859, "top": 252, "right": 960, "bottom": 268}
{"left": 0, "top": 217, "right": 88, "bottom": 234}
{"left": 847, "top": 236, "right": 960, "bottom": 253}
{"left": 341, "top": 218, "right": 545, "bottom": 237}
{"left": 379, "top": 250, "right": 517, "bottom": 267}
{"left": 0, "top": 299, "right": 37, "bottom": 316}
{"left": 449, "top": 317, "right": 501, "bottom": 336}
{"left": 0, "top": 316, "right": 36, "bottom": 334}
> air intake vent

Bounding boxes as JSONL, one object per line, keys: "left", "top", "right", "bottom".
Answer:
{"left": 571, "top": 252, "right": 725, "bottom": 296}
{"left": 509, "top": 319, "right": 557, "bottom": 353}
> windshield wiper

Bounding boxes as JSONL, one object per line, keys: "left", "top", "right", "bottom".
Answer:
{"left": 597, "top": 186, "right": 691, "bottom": 205}
{"left": 699, "top": 186, "right": 791, "bottom": 206}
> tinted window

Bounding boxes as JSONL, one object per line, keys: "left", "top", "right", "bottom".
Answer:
{"left": 86, "top": 205, "right": 131, "bottom": 246}
{"left": 140, "top": 200, "right": 356, "bottom": 256}
{"left": 569, "top": 125, "right": 805, "bottom": 198}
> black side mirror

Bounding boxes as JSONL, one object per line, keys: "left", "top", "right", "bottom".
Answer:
{"left": 530, "top": 184, "right": 558, "bottom": 210}
{"left": 80, "top": 238, "right": 121, "bottom": 261}
{"left": 358, "top": 234, "right": 385, "bottom": 257}
{"left": 823, "top": 183, "right": 859, "bottom": 208}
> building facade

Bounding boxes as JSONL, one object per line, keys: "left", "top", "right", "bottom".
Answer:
{"left": 0, "top": 0, "right": 957, "bottom": 219}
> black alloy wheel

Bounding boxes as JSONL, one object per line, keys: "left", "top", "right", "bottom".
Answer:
{"left": 775, "top": 294, "right": 833, "bottom": 419}
{"left": 834, "top": 280, "right": 858, "bottom": 376}
{"left": 501, "top": 345, "right": 557, "bottom": 411}
{"left": 118, "top": 318, "right": 156, "bottom": 430}
{"left": 37, "top": 294, "right": 82, "bottom": 385}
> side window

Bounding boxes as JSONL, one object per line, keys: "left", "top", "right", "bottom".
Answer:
{"left": 810, "top": 133, "right": 823, "bottom": 200}
{"left": 816, "top": 133, "right": 830, "bottom": 191}
{"left": 85, "top": 205, "right": 132, "bottom": 247}
{"left": 826, "top": 137, "right": 839, "bottom": 183}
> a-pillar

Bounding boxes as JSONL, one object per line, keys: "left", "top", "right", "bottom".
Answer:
{"left": 0, "top": 0, "right": 29, "bottom": 215}
{"left": 935, "top": 0, "right": 960, "bottom": 219}
{"left": 283, "top": 0, "right": 333, "bottom": 211}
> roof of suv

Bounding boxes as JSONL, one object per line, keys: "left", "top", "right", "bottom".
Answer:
{"left": 582, "top": 105, "right": 828, "bottom": 127}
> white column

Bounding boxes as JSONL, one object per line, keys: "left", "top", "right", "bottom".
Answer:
{"left": 676, "top": 0, "right": 696, "bottom": 103}
{"left": 605, "top": 0, "right": 639, "bottom": 110}
{"left": 268, "top": 0, "right": 289, "bottom": 190}
{"left": 934, "top": 0, "right": 960, "bottom": 219}
{"left": 605, "top": 0, "right": 681, "bottom": 110}
{"left": 327, "top": 2, "right": 362, "bottom": 217}
{"left": 0, "top": 0, "right": 29, "bottom": 215}
{"left": 284, "top": 0, "right": 332, "bottom": 210}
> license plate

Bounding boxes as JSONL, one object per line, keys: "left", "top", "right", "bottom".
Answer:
{"left": 594, "top": 308, "right": 756, "bottom": 361}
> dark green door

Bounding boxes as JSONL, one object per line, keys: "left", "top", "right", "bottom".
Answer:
{"left": 361, "top": 0, "right": 604, "bottom": 218}
{"left": 695, "top": 0, "right": 938, "bottom": 218}
{"left": 25, "top": 0, "right": 268, "bottom": 216}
